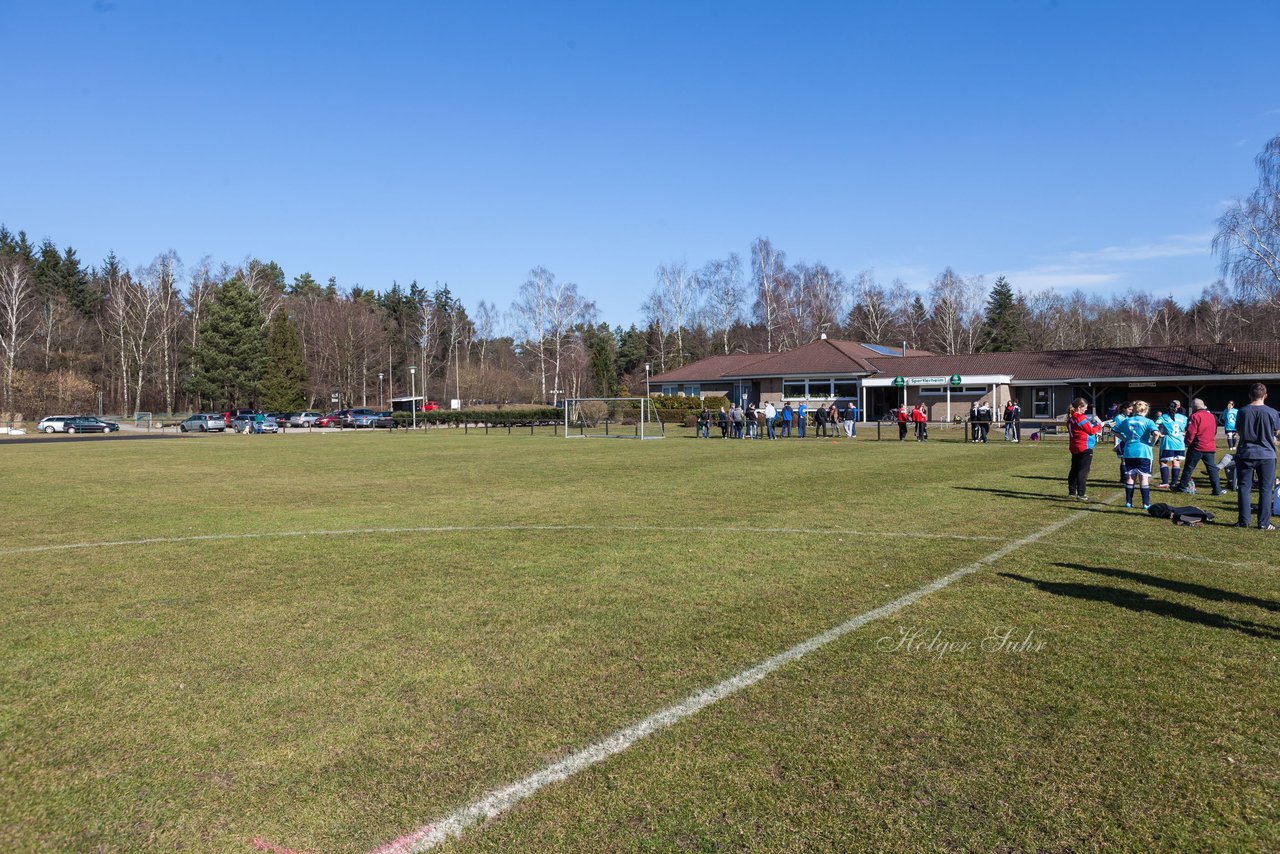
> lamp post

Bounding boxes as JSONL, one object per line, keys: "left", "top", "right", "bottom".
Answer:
{"left": 409, "top": 366, "right": 417, "bottom": 429}
{"left": 645, "top": 362, "right": 651, "bottom": 399}
{"left": 378, "top": 372, "right": 384, "bottom": 409}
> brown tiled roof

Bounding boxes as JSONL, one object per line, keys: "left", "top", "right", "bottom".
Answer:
{"left": 650, "top": 339, "right": 911, "bottom": 383}
{"left": 864, "top": 343, "right": 1280, "bottom": 381}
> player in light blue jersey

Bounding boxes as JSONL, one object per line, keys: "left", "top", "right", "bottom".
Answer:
{"left": 1221, "top": 400, "right": 1238, "bottom": 451}
{"left": 1112, "top": 401, "right": 1134, "bottom": 482}
{"left": 1156, "top": 400, "right": 1188, "bottom": 489}
{"left": 1112, "top": 400, "right": 1161, "bottom": 509}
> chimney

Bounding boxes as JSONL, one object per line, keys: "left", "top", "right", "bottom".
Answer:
{"left": 901, "top": 340, "right": 907, "bottom": 357}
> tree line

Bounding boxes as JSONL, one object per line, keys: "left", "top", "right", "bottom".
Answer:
{"left": 1, "top": 135, "right": 1276, "bottom": 419}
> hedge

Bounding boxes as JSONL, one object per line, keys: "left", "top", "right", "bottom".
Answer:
{"left": 391, "top": 408, "right": 562, "bottom": 427}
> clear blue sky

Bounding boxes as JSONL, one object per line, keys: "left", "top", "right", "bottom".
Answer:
{"left": 3, "top": 0, "right": 1277, "bottom": 327}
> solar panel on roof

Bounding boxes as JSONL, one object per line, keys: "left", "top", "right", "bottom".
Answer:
{"left": 861, "top": 343, "right": 901, "bottom": 356}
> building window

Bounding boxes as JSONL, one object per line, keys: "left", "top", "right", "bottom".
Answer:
{"left": 808, "top": 379, "right": 833, "bottom": 399}
{"left": 684, "top": 384, "right": 700, "bottom": 397}
{"left": 661, "top": 385, "right": 677, "bottom": 396}
{"left": 783, "top": 381, "right": 807, "bottom": 399}
{"left": 833, "top": 380, "right": 858, "bottom": 399}
{"left": 919, "top": 386, "right": 987, "bottom": 395}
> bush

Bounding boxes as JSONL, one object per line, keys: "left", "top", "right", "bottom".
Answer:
{"left": 392, "top": 408, "right": 563, "bottom": 427}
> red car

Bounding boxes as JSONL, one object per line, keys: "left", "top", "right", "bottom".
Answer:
{"left": 421, "top": 400, "right": 439, "bottom": 412}
{"left": 315, "top": 411, "right": 344, "bottom": 427}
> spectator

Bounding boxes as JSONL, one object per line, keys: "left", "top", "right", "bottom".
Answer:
{"left": 1222, "top": 400, "right": 1239, "bottom": 451}
{"left": 912, "top": 402, "right": 928, "bottom": 442}
{"left": 828, "top": 403, "right": 841, "bottom": 438}
{"left": 745, "top": 402, "right": 758, "bottom": 439}
{"left": 897, "top": 403, "right": 909, "bottom": 441}
{"left": 1009, "top": 401, "right": 1021, "bottom": 442}
{"left": 1066, "top": 397, "right": 1105, "bottom": 500}
{"left": 845, "top": 401, "right": 857, "bottom": 438}
{"left": 1003, "top": 401, "right": 1016, "bottom": 441}
{"left": 698, "top": 407, "right": 711, "bottom": 439}
{"left": 781, "top": 402, "right": 793, "bottom": 437}
{"left": 797, "top": 402, "right": 807, "bottom": 438}
{"left": 972, "top": 401, "right": 990, "bottom": 443}
{"left": 1174, "top": 398, "right": 1222, "bottom": 495}
{"left": 1112, "top": 400, "right": 1160, "bottom": 509}
{"left": 1233, "top": 382, "right": 1279, "bottom": 530}
{"left": 730, "top": 404, "right": 744, "bottom": 439}
{"left": 814, "top": 402, "right": 828, "bottom": 437}
{"left": 1155, "top": 400, "right": 1188, "bottom": 489}
{"left": 763, "top": 401, "right": 777, "bottom": 440}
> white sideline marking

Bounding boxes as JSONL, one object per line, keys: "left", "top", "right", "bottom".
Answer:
{"left": 0, "top": 525, "right": 1003, "bottom": 557}
{"left": 368, "top": 497, "right": 1117, "bottom": 854}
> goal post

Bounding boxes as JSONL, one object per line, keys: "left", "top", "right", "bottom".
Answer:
{"left": 562, "top": 397, "right": 665, "bottom": 439}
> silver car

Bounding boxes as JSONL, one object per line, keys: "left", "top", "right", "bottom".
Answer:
{"left": 180, "top": 414, "right": 227, "bottom": 432}
{"left": 290, "top": 411, "right": 324, "bottom": 427}
{"left": 231, "top": 415, "right": 278, "bottom": 433}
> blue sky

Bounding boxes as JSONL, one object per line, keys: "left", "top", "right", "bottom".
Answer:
{"left": 3, "top": 0, "right": 1277, "bottom": 326}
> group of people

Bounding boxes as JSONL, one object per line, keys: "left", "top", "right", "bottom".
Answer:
{"left": 698, "top": 400, "right": 859, "bottom": 440}
{"left": 1066, "top": 383, "right": 1279, "bottom": 529}
{"left": 887, "top": 399, "right": 1021, "bottom": 444}
{"left": 893, "top": 403, "right": 932, "bottom": 442}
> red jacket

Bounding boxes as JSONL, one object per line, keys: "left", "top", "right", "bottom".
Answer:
{"left": 1183, "top": 408, "right": 1217, "bottom": 452}
{"left": 1068, "top": 412, "right": 1103, "bottom": 453}
{"left": 897, "top": 407, "right": 909, "bottom": 423}
{"left": 911, "top": 407, "right": 926, "bottom": 423}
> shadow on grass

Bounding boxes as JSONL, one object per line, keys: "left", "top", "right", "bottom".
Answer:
{"left": 1000, "top": 572, "right": 1280, "bottom": 640}
{"left": 1014, "top": 474, "right": 1133, "bottom": 488}
{"left": 1054, "top": 563, "right": 1280, "bottom": 614}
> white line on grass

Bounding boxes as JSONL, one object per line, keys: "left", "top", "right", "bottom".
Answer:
{"left": 0, "top": 525, "right": 1004, "bottom": 557}
{"left": 367, "top": 495, "right": 1119, "bottom": 854}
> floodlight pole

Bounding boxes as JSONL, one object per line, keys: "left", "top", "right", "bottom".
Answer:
{"left": 645, "top": 362, "right": 651, "bottom": 399}
{"left": 410, "top": 366, "right": 417, "bottom": 430}
{"left": 378, "top": 372, "right": 384, "bottom": 409}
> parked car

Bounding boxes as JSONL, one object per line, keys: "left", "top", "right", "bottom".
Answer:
{"left": 315, "top": 411, "right": 343, "bottom": 428}
{"left": 37, "top": 416, "right": 83, "bottom": 434}
{"left": 348, "top": 409, "right": 380, "bottom": 428}
{"left": 231, "top": 414, "right": 279, "bottom": 434}
{"left": 222, "top": 408, "right": 260, "bottom": 424}
{"left": 290, "top": 411, "right": 324, "bottom": 427}
{"left": 180, "top": 413, "right": 227, "bottom": 432}
{"left": 268, "top": 412, "right": 293, "bottom": 428}
{"left": 373, "top": 411, "right": 397, "bottom": 428}
{"left": 77, "top": 416, "right": 121, "bottom": 432}
{"left": 421, "top": 400, "right": 440, "bottom": 412}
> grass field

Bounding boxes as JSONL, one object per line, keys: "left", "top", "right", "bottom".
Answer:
{"left": 1, "top": 430, "right": 1277, "bottom": 853}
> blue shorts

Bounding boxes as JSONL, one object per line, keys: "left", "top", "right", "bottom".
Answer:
{"left": 1159, "top": 449, "right": 1185, "bottom": 461}
{"left": 1124, "top": 458, "right": 1152, "bottom": 476}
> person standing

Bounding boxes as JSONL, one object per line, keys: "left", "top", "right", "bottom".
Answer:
{"left": 828, "top": 403, "right": 841, "bottom": 438}
{"left": 814, "top": 402, "right": 827, "bottom": 437}
{"left": 912, "top": 403, "right": 928, "bottom": 441}
{"left": 797, "top": 402, "right": 807, "bottom": 438}
{"left": 1066, "top": 398, "right": 1105, "bottom": 500}
{"left": 1003, "top": 401, "right": 1015, "bottom": 441}
{"left": 1113, "top": 400, "right": 1161, "bottom": 509}
{"left": 897, "top": 403, "right": 909, "bottom": 441}
{"left": 763, "top": 401, "right": 777, "bottom": 440}
{"left": 1009, "top": 400, "right": 1021, "bottom": 443}
{"left": 1174, "top": 399, "right": 1222, "bottom": 495}
{"left": 1156, "top": 401, "right": 1188, "bottom": 489}
{"left": 781, "top": 402, "right": 793, "bottom": 437}
{"left": 845, "top": 401, "right": 857, "bottom": 438}
{"left": 745, "top": 402, "right": 757, "bottom": 439}
{"left": 718, "top": 407, "right": 728, "bottom": 439}
{"left": 731, "top": 404, "right": 744, "bottom": 439}
{"left": 1222, "top": 400, "right": 1239, "bottom": 451}
{"left": 1112, "top": 401, "right": 1133, "bottom": 481}
{"left": 1234, "top": 383, "right": 1280, "bottom": 530}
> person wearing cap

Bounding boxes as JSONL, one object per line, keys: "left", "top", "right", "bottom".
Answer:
{"left": 1174, "top": 398, "right": 1222, "bottom": 495}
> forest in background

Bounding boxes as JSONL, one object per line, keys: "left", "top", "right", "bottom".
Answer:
{"left": 1, "top": 135, "right": 1276, "bottom": 419}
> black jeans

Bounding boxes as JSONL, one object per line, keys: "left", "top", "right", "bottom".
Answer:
{"left": 1176, "top": 448, "right": 1221, "bottom": 493}
{"left": 1068, "top": 450, "right": 1093, "bottom": 496}
{"left": 1236, "top": 457, "right": 1277, "bottom": 528}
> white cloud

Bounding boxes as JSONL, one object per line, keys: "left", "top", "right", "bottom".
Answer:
{"left": 1000, "top": 268, "right": 1121, "bottom": 290}
{"left": 1063, "top": 232, "right": 1212, "bottom": 263}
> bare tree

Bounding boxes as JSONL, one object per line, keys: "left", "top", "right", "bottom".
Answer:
{"left": 751, "top": 237, "right": 786, "bottom": 352}
{"left": 641, "top": 286, "right": 673, "bottom": 375}
{"left": 847, "top": 270, "right": 895, "bottom": 344}
{"left": 927, "top": 268, "right": 984, "bottom": 354}
{"left": 1214, "top": 134, "right": 1280, "bottom": 307}
{"left": 0, "top": 259, "right": 38, "bottom": 420}
{"left": 654, "top": 261, "right": 696, "bottom": 367}
{"left": 474, "top": 299, "right": 497, "bottom": 371}
{"left": 698, "top": 253, "right": 745, "bottom": 354}
{"left": 547, "top": 281, "right": 594, "bottom": 405}
{"left": 511, "top": 267, "right": 557, "bottom": 402}
{"left": 1188, "top": 281, "right": 1238, "bottom": 344}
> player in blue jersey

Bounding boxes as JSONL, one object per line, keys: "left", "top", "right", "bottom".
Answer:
{"left": 1112, "top": 401, "right": 1134, "bottom": 482}
{"left": 1112, "top": 400, "right": 1161, "bottom": 509}
{"left": 1221, "top": 400, "right": 1238, "bottom": 451}
{"left": 1156, "top": 400, "right": 1188, "bottom": 489}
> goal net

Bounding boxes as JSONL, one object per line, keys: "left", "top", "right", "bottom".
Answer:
{"left": 562, "top": 397, "right": 665, "bottom": 439}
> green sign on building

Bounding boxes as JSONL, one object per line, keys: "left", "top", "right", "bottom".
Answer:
{"left": 893, "top": 376, "right": 905, "bottom": 388}
{"left": 949, "top": 374, "right": 962, "bottom": 387}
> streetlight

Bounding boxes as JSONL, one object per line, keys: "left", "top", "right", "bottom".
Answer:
{"left": 645, "top": 362, "right": 651, "bottom": 399}
{"left": 409, "top": 366, "right": 417, "bottom": 430}
{"left": 378, "top": 372, "right": 384, "bottom": 409}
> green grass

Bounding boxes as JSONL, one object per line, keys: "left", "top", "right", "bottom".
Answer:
{"left": 1, "top": 431, "right": 1276, "bottom": 852}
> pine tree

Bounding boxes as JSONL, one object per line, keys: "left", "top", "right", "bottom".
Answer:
{"left": 583, "top": 323, "right": 619, "bottom": 397}
{"left": 187, "top": 277, "right": 266, "bottom": 408}
{"left": 980, "top": 276, "right": 1027, "bottom": 352}
{"left": 259, "top": 309, "right": 308, "bottom": 410}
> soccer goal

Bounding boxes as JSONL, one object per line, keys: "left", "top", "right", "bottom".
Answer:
{"left": 562, "top": 397, "right": 665, "bottom": 439}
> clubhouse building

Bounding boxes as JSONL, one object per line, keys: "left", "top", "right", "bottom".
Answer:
{"left": 649, "top": 337, "right": 1280, "bottom": 422}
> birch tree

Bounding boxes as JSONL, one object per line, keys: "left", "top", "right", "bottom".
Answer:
{"left": 751, "top": 237, "right": 786, "bottom": 352}
{"left": 699, "top": 253, "right": 744, "bottom": 354}
{"left": 0, "top": 259, "right": 37, "bottom": 419}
